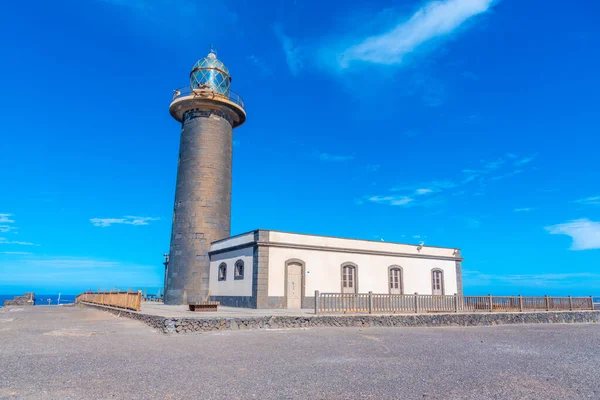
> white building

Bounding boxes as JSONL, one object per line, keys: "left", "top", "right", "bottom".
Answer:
{"left": 208, "top": 229, "right": 463, "bottom": 309}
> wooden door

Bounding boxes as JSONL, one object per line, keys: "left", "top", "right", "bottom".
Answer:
{"left": 342, "top": 266, "right": 356, "bottom": 294}
{"left": 432, "top": 270, "right": 443, "bottom": 295}
{"left": 390, "top": 268, "right": 402, "bottom": 295}
{"left": 287, "top": 263, "right": 302, "bottom": 309}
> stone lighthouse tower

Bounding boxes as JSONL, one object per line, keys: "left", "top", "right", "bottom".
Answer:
{"left": 165, "top": 49, "right": 246, "bottom": 305}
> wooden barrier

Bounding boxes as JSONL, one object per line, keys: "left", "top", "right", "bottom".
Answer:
{"left": 76, "top": 290, "right": 142, "bottom": 312}
{"left": 315, "top": 292, "right": 595, "bottom": 314}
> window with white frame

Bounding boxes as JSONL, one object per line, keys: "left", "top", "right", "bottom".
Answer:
{"left": 218, "top": 263, "right": 227, "bottom": 281}
{"left": 234, "top": 259, "right": 244, "bottom": 280}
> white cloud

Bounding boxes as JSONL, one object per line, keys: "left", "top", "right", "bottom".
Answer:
{"left": 545, "top": 218, "right": 600, "bottom": 250}
{"left": 0, "top": 238, "right": 37, "bottom": 246}
{"left": 274, "top": 24, "right": 303, "bottom": 76}
{"left": 367, "top": 195, "right": 414, "bottom": 206}
{"left": 575, "top": 196, "right": 600, "bottom": 206}
{"left": 338, "top": 0, "right": 494, "bottom": 68}
{"left": 514, "top": 207, "right": 536, "bottom": 212}
{"left": 317, "top": 152, "right": 354, "bottom": 162}
{"left": 90, "top": 216, "right": 159, "bottom": 228}
{"left": 415, "top": 188, "right": 434, "bottom": 195}
{"left": 0, "top": 214, "right": 15, "bottom": 224}
{"left": 0, "top": 225, "right": 15, "bottom": 233}
{"left": 0, "top": 251, "right": 32, "bottom": 255}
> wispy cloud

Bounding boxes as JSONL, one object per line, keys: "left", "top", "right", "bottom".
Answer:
{"left": 316, "top": 152, "right": 354, "bottom": 162}
{"left": 575, "top": 195, "right": 600, "bottom": 206}
{"left": 0, "top": 238, "right": 37, "bottom": 246}
{"left": 364, "top": 152, "right": 535, "bottom": 208}
{"left": 90, "top": 216, "right": 159, "bottom": 228}
{"left": 514, "top": 207, "right": 536, "bottom": 212}
{"left": 514, "top": 154, "right": 537, "bottom": 166}
{"left": 545, "top": 218, "right": 600, "bottom": 251}
{"left": 365, "top": 195, "right": 414, "bottom": 206}
{"left": 415, "top": 188, "right": 434, "bottom": 195}
{"left": 491, "top": 169, "right": 523, "bottom": 181}
{"left": 247, "top": 55, "right": 272, "bottom": 76}
{"left": 0, "top": 214, "right": 15, "bottom": 224}
{"left": 0, "top": 251, "right": 33, "bottom": 255}
{"left": 0, "top": 213, "right": 16, "bottom": 233}
{"left": 337, "top": 0, "right": 494, "bottom": 68}
{"left": 274, "top": 24, "right": 303, "bottom": 76}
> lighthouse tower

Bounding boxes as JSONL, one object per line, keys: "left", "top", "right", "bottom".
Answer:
{"left": 165, "top": 49, "right": 246, "bottom": 305}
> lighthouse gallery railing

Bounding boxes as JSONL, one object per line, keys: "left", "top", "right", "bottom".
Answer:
{"left": 171, "top": 86, "right": 245, "bottom": 109}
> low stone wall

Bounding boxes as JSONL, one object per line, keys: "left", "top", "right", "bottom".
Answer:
{"left": 3, "top": 292, "right": 35, "bottom": 307}
{"left": 79, "top": 302, "right": 600, "bottom": 335}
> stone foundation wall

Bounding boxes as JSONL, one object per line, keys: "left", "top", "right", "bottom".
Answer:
{"left": 3, "top": 292, "right": 35, "bottom": 307}
{"left": 79, "top": 303, "right": 600, "bottom": 335}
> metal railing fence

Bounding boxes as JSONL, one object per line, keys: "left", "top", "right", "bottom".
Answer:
{"left": 314, "top": 291, "right": 595, "bottom": 314}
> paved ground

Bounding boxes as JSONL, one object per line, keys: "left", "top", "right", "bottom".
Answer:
{"left": 0, "top": 306, "right": 598, "bottom": 400}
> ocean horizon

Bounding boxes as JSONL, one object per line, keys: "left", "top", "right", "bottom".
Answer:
{"left": 0, "top": 294, "right": 77, "bottom": 308}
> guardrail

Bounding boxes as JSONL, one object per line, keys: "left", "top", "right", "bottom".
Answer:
{"left": 171, "top": 86, "right": 245, "bottom": 109}
{"left": 314, "top": 291, "right": 595, "bottom": 314}
{"left": 76, "top": 291, "right": 142, "bottom": 312}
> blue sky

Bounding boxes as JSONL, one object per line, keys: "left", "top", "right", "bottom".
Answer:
{"left": 1, "top": 0, "right": 599, "bottom": 296}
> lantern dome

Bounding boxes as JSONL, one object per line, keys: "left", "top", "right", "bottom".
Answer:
{"left": 189, "top": 48, "right": 231, "bottom": 96}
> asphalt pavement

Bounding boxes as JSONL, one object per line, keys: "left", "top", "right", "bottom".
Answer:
{"left": 0, "top": 306, "right": 598, "bottom": 399}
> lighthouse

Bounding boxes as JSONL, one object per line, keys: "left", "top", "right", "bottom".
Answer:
{"left": 164, "top": 48, "right": 246, "bottom": 305}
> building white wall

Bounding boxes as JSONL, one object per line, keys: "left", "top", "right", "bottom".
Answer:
{"left": 267, "top": 246, "right": 457, "bottom": 297}
{"left": 268, "top": 231, "right": 456, "bottom": 258}
{"left": 209, "top": 246, "right": 253, "bottom": 296}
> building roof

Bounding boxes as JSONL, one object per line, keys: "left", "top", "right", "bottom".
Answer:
{"left": 210, "top": 229, "right": 462, "bottom": 261}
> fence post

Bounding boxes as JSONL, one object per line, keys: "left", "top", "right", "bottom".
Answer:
{"left": 488, "top": 294, "right": 493, "bottom": 312}
{"left": 545, "top": 295, "right": 550, "bottom": 311}
{"left": 519, "top": 294, "right": 523, "bottom": 312}
{"left": 590, "top": 296, "right": 594, "bottom": 310}
{"left": 368, "top": 291, "right": 373, "bottom": 314}
{"left": 314, "top": 290, "right": 320, "bottom": 315}
{"left": 568, "top": 295, "right": 573, "bottom": 311}
{"left": 454, "top": 293, "right": 459, "bottom": 313}
{"left": 414, "top": 292, "right": 419, "bottom": 314}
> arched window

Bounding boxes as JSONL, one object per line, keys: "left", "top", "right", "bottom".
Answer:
{"left": 234, "top": 259, "right": 244, "bottom": 280}
{"left": 432, "top": 269, "right": 444, "bottom": 295}
{"left": 341, "top": 263, "right": 357, "bottom": 293}
{"left": 218, "top": 263, "right": 227, "bottom": 281}
{"left": 389, "top": 266, "right": 403, "bottom": 295}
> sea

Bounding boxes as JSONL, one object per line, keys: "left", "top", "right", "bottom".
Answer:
{"left": 0, "top": 294, "right": 77, "bottom": 308}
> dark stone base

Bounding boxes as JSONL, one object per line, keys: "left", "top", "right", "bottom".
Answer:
{"left": 79, "top": 303, "right": 600, "bottom": 335}
{"left": 210, "top": 296, "right": 255, "bottom": 308}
